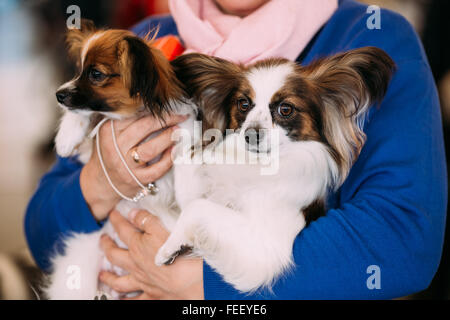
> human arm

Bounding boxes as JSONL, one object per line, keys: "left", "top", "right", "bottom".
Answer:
{"left": 24, "top": 155, "right": 101, "bottom": 271}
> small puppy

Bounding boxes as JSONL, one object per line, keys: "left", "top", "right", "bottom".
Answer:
{"left": 159, "top": 48, "right": 395, "bottom": 292}
{"left": 54, "top": 20, "right": 185, "bottom": 161}
{"left": 46, "top": 21, "right": 193, "bottom": 299}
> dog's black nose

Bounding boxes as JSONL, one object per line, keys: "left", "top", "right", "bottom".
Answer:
{"left": 56, "top": 91, "right": 68, "bottom": 104}
{"left": 245, "top": 127, "right": 265, "bottom": 146}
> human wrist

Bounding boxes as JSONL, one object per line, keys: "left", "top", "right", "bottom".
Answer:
{"left": 80, "top": 160, "right": 118, "bottom": 221}
{"left": 179, "top": 259, "right": 204, "bottom": 300}
{"left": 184, "top": 279, "right": 204, "bottom": 300}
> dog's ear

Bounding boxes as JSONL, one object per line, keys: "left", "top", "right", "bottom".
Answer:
{"left": 65, "top": 19, "right": 96, "bottom": 65}
{"left": 119, "top": 36, "right": 183, "bottom": 119}
{"left": 302, "top": 46, "right": 396, "bottom": 184}
{"left": 171, "top": 53, "right": 242, "bottom": 132}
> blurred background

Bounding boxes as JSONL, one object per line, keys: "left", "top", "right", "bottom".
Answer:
{"left": 0, "top": 0, "right": 448, "bottom": 299}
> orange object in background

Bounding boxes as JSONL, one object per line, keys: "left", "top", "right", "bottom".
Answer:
{"left": 153, "top": 35, "right": 185, "bottom": 61}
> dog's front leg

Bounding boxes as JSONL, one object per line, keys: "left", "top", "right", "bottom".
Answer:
{"left": 55, "top": 111, "right": 90, "bottom": 157}
{"left": 155, "top": 199, "right": 304, "bottom": 292}
{"left": 154, "top": 199, "right": 244, "bottom": 266}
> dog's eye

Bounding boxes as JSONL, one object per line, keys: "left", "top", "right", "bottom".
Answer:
{"left": 277, "top": 103, "right": 294, "bottom": 117}
{"left": 89, "top": 68, "right": 106, "bottom": 82}
{"left": 238, "top": 98, "right": 250, "bottom": 113}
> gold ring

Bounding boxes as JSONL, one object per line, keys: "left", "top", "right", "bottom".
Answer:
{"left": 131, "top": 149, "right": 143, "bottom": 164}
{"left": 140, "top": 216, "right": 149, "bottom": 230}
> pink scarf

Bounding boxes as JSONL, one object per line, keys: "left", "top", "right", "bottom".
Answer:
{"left": 168, "top": 0, "right": 338, "bottom": 65}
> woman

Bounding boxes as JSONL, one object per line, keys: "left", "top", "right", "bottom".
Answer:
{"left": 25, "top": 0, "right": 447, "bottom": 299}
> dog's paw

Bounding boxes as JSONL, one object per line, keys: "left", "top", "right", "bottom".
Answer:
{"left": 55, "top": 139, "right": 77, "bottom": 157}
{"left": 55, "top": 112, "right": 89, "bottom": 157}
{"left": 55, "top": 125, "right": 84, "bottom": 157}
{"left": 155, "top": 240, "right": 192, "bottom": 266}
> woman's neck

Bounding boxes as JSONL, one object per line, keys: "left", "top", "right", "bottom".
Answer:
{"left": 213, "top": 0, "right": 270, "bottom": 17}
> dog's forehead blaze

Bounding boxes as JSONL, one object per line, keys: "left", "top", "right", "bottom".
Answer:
{"left": 229, "top": 62, "right": 324, "bottom": 142}
{"left": 81, "top": 30, "right": 134, "bottom": 69}
{"left": 270, "top": 74, "right": 312, "bottom": 107}
{"left": 229, "top": 62, "right": 294, "bottom": 130}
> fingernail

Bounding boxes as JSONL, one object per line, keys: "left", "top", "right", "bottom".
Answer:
{"left": 128, "top": 208, "right": 139, "bottom": 222}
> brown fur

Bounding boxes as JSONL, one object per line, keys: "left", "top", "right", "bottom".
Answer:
{"left": 301, "top": 47, "right": 396, "bottom": 179}
{"left": 171, "top": 53, "right": 243, "bottom": 133}
{"left": 228, "top": 80, "right": 255, "bottom": 130}
{"left": 58, "top": 20, "right": 183, "bottom": 118}
{"left": 303, "top": 199, "right": 326, "bottom": 225}
{"left": 65, "top": 19, "right": 96, "bottom": 66}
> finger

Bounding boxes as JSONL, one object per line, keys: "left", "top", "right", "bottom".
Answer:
{"left": 120, "top": 292, "right": 158, "bottom": 300}
{"left": 127, "top": 126, "right": 178, "bottom": 165}
{"left": 98, "top": 271, "right": 140, "bottom": 293}
{"left": 110, "top": 117, "right": 137, "bottom": 132}
{"left": 136, "top": 146, "right": 174, "bottom": 183}
{"left": 99, "top": 234, "right": 136, "bottom": 272}
{"left": 98, "top": 117, "right": 136, "bottom": 141}
{"left": 109, "top": 210, "right": 141, "bottom": 246}
{"left": 119, "top": 114, "right": 188, "bottom": 151}
{"left": 120, "top": 284, "right": 165, "bottom": 300}
{"left": 129, "top": 209, "right": 169, "bottom": 240}
{"left": 120, "top": 293, "right": 148, "bottom": 300}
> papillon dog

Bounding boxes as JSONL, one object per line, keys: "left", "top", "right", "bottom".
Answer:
{"left": 54, "top": 20, "right": 186, "bottom": 162}
{"left": 46, "top": 20, "right": 193, "bottom": 299}
{"left": 157, "top": 49, "right": 395, "bottom": 292}
{"left": 46, "top": 20, "right": 395, "bottom": 299}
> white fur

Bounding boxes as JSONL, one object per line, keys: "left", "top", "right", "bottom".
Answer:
{"left": 241, "top": 64, "right": 294, "bottom": 153}
{"left": 245, "top": 63, "right": 294, "bottom": 130}
{"left": 47, "top": 65, "right": 342, "bottom": 298}
{"left": 158, "top": 139, "right": 336, "bottom": 292}
{"left": 81, "top": 32, "right": 105, "bottom": 68}
{"left": 156, "top": 64, "right": 340, "bottom": 292}
{"left": 55, "top": 110, "right": 91, "bottom": 157}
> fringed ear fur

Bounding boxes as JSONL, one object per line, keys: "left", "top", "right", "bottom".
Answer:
{"left": 65, "top": 19, "right": 96, "bottom": 66}
{"left": 119, "top": 36, "right": 184, "bottom": 119}
{"left": 302, "top": 46, "right": 396, "bottom": 184}
{"left": 171, "top": 53, "right": 242, "bottom": 132}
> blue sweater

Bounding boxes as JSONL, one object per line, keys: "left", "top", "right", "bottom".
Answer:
{"left": 24, "top": 0, "right": 447, "bottom": 299}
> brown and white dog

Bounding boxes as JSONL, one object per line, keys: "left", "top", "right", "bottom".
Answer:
{"left": 54, "top": 20, "right": 184, "bottom": 160}
{"left": 48, "top": 20, "right": 395, "bottom": 298}
{"left": 156, "top": 50, "right": 395, "bottom": 292}
{"left": 47, "top": 20, "right": 194, "bottom": 299}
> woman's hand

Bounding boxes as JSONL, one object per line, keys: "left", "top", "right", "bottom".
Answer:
{"left": 80, "top": 115, "right": 187, "bottom": 221}
{"left": 99, "top": 210, "right": 204, "bottom": 300}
